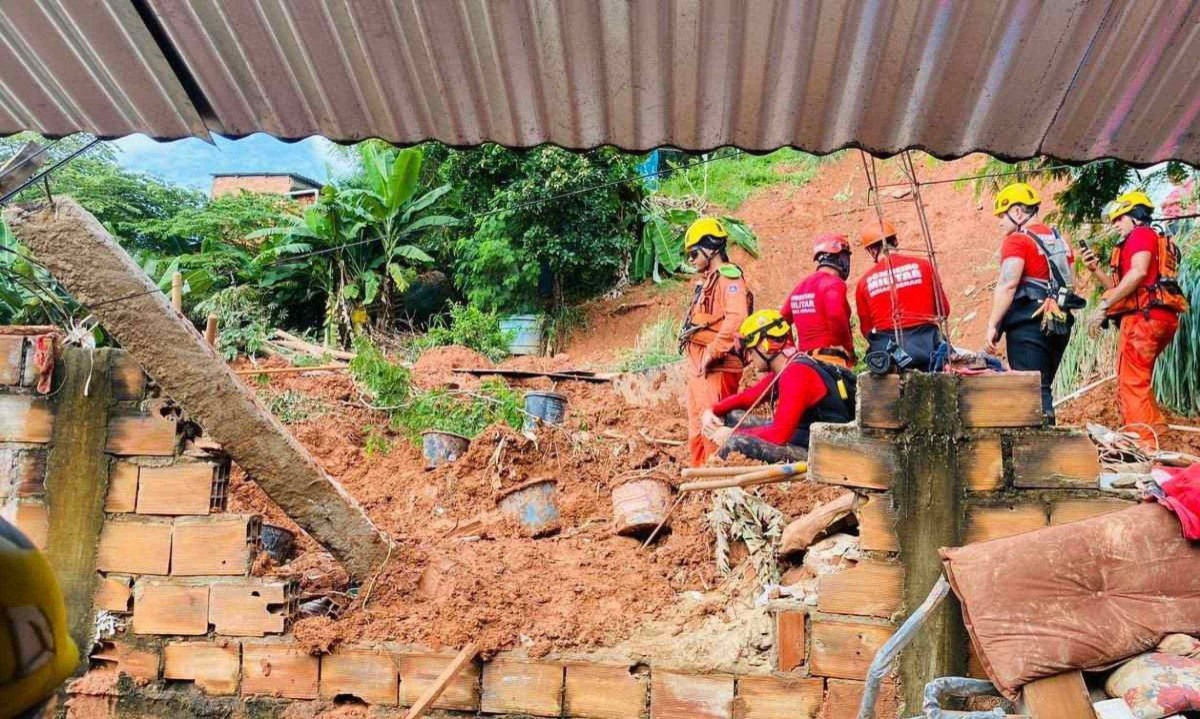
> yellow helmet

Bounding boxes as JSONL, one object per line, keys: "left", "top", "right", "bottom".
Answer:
{"left": 1108, "top": 190, "right": 1155, "bottom": 222}
{"left": 684, "top": 217, "right": 729, "bottom": 251}
{"left": 738, "top": 309, "right": 791, "bottom": 351}
{"left": 993, "top": 182, "right": 1041, "bottom": 216}
{"left": 0, "top": 518, "right": 78, "bottom": 718}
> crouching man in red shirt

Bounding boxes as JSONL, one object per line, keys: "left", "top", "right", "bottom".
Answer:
{"left": 700, "top": 310, "right": 856, "bottom": 463}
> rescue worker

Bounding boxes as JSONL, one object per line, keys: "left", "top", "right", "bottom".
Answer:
{"left": 984, "top": 182, "right": 1082, "bottom": 422}
{"left": 680, "top": 217, "right": 752, "bottom": 466}
{"left": 0, "top": 517, "right": 79, "bottom": 719}
{"left": 1082, "top": 191, "right": 1188, "bottom": 444}
{"left": 701, "top": 310, "right": 855, "bottom": 462}
{"left": 854, "top": 219, "right": 951, "bottom": 372}
{"left": 780, "top": 233, "right": 855, "bottom": 366}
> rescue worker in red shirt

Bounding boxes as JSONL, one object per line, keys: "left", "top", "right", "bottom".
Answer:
{"left": 701, "top": 310, "right": 855, "bottom": 463}
{"left": 680, "top": 217, "right": 752, "bottom": 466}
{"left": 854, "top": 220, "right": 950, "bottom": 372}
{"left": 780, "top": 233, "right": 855, "bottom": 367}
{"left": 984, "top": 183, "right": 1081, "bottom": 423}
{"left": 1081, "top": 191, "right": 1188, "bottom": 444}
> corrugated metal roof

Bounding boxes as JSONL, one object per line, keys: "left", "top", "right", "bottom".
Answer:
{"left": 3, "top": 1, "right": 1199, "bottom": 165}
{"left": 0, "top": 0, "right": 206, "bottom": 140}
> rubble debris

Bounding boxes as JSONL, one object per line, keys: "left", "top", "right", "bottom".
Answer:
{"left": 780, "top": 491, "right": 858, "bottom": 556}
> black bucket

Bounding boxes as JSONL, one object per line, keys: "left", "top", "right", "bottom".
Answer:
{"left": 260, "top": 524, "right": 296, "bottom": 564}
{"left": 523, "top": 391, "right": 568, "bottom": 432}
{"left": 421, "top": 430, "right": 470, "bottom": 469}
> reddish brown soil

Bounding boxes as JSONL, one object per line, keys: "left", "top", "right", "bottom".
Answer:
{"left": 230, "top": 348, "right": 835, "bottom": 660}
{"left": 1057, "top": 381, "right": 1200, "bottom": 457}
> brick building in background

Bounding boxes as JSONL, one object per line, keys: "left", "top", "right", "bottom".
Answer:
{"left": 209, "top": 173, "right": 322, "bottom": 205}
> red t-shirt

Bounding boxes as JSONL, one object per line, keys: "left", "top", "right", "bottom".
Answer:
{"left": 854, "top": 253, "right": 950, "bottom": 336}
{"left": 1118, "top": 226, "right": 1174, "bottom": 321}
{"left": 1000, "top": 223, "right": 1054, "bottom": 281}
{"left": 711, "top": 358, "right": 827, "bottom": 446}
{"left": 780, "top": 270, "right": 855, "bottom": 359}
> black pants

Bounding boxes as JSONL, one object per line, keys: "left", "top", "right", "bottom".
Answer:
{"left": 716, "top": 412, "right": 808, "bottom": 463}
{"left": 1004, "top": 317, "right": 1071, "bottom": 420}
{"left": 867, "top": 324, "right": 944, "bottom": 372}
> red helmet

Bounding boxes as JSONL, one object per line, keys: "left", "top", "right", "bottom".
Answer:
{"left": 812, "top": 233, "right": 851, "bottom": 260}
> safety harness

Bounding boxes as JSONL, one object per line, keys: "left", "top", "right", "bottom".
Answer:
{"left": 1105, "top": 226, "right": 1189, "bottom": 318}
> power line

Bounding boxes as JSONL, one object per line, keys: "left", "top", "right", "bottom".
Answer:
{"left": 0, "top": 138, "right": 102, "bottom": 204}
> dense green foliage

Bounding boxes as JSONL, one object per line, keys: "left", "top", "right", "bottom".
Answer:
{"left": 634, "top": 204, "right": 759, "bottom": 284}
{"left": 1155, "top": 214, "right": 1200, "bottom": 415}
{"left": 417, "top": 303, "right": 513, "bottom": 362}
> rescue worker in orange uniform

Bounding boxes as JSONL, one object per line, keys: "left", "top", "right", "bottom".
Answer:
{"left": 1082, "top": 191, "right": 1188, "bottom": 444}
{"left": 854, "top": 220, "right": 951, "bottom": 372}
{"left": 780, "top": 234, "right": 855, "bottom": 366}
{"left": 680, "top": 217, "right": 752, "bottom": 466}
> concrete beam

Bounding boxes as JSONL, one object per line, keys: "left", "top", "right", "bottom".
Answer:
{"left": 6, "top": 199, "right": 391, "bottom": 581}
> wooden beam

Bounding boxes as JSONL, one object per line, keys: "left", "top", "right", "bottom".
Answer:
{"left": 1020, "top": 671, "right": 1093, "bottom": 719}
{"left": 403, "top": 642, "right": 479, "bottom": 719}
{"left": 6, "top": 199, "right": 391, "bottom": 580}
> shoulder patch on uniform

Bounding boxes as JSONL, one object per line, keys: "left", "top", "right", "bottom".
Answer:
{"left": 718, "top": 265, "right": 743, "bottom": 279}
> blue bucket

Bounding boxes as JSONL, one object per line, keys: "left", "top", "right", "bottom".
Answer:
{"left": 499, "top": 314, "right": 544, "bottom": 355}
{"left": 523, "top": 391, "right": 568, "bottom": 432}
{"left": 497, "top": 479, "right": 559, "bottom": 537}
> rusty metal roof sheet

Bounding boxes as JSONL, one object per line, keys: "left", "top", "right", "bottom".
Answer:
{"left": 3, "top": 1, "right": 1199, "bottom": 165}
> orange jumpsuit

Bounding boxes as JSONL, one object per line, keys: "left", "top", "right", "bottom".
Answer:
{"left": 683, "top": 264, "right": 750, "bottom": 466}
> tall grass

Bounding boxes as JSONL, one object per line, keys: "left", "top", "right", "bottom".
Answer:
{"left": 658, "top": 149, "right": 820, "bottom": 210}
{"left": 1052, "top": 321, "right": 1118, "bottom": 399}
{"left": 618, "top": 315, "right": 682, "bottom": 372}
{"left": 1155, "top": 221, "right": 1200, "bottom": 416}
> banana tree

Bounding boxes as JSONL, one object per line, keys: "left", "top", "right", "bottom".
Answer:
{"left": 345, "top": 142, "right": 458, "bottom": 327}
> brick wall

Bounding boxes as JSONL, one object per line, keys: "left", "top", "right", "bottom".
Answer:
{"left": 210, "top": 175, "right": 295, "bottom": 198}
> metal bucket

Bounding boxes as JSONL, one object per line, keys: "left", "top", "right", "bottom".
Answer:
{"left": 611, "top": 479, "right": 672, "bottom": 537}
{"left": 523, "top": 391, "right": 568, "bottom": 432}
{"left": 497, "top": 478, "right": 560, "bottom": 537}
{"left": 421, "top": 430, "right": 470, "bottom": 469}
{"left": 260, "top": 524, "right": 296, "bottom": 564}
{"left": 499, "top": 314, "right": 544, "bottom": 356}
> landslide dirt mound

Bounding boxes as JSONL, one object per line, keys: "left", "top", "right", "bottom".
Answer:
{"left": 230, "top": 349, "right": 837, "bottom": 663}
{"left": 1057, "top": 381, "right": 1200, "bottom": 457}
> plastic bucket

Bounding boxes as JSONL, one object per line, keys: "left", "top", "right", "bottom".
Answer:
{"left": 523, "top": 391, "right": 568, "bottom": 432}
{"left": 421, "top": 430, "right": 471, "bottom": 469}
{"left": 260, "top": 524, "right": 296, "bottom": 564}
{"left": 611, "top": 479, "right": 672, "bottom": 537}
{"left": 500, "top": 314, "right": 544, "bottom": 356}
{"left": 497, "top": 478, "right": 560, "bottom": 537}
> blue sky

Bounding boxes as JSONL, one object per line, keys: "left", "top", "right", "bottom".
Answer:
{"left": 111, "top": 133, "right": 357, "bottom": 191}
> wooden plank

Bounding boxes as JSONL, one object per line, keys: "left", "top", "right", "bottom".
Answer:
{"left": 320, "top": 648, "right": 399, "bottom": 705}
{"left": 106, "top": 412, "right": 177, "bottom": 456}
{"left": 402, "top": 642, "right": 478, "bottom": 719}
{"left": 734, "top": 675, "right": 823, "bottom": 719}
{"left": 563, "top": 663, "right": 646, "bottom": 719}
{"left": 964, "top": 504, "right": 1048, "bottom": 545}
{"left": 163, "top": 641, "right": 239, "bottom": 695}
{"left": 857, "top": 493, "right": 899, "bottom": 553}
{"left": 105, "top": 461, "right": 139, "bottom": 512}
{"left": 111, "top": 351, "right": 148, "bottom": 400}
{"left": 171, "top": 515, "right": 259, "bottom": 576}
{"left": 1049, "top": 499, "right": 1134, "bottom": 526}
{"left": 650, "top": 671, "right": 734, "bottom": 719}
{"left": 958, "top": 372, "right": 1043, "bottom": 428}
{"left": 91, "top": 639, "right": 160, "bottom": 682}
{"left": 1020, "top": 670, "right": 1093, "bottom": 719}
{"left": 242, "top": 642, "right": 319, "bottom": 700}
{"left": 809, "top": 621, "right": 894, "bottom": 680}
{"left": 822, "top": 679, "right": 900, "bottom": 719}
{"left": 95, "top": 574, "right": 133, "bottom": 613}
{"left": 776, "top": 611, "right": 806, "bottom": 672}
{"left": 0, "top": 394, "right": 53, "bottom": 442}
{"left": 209, "top": 581, "right": 290, "bottom": 637}
{"left": 808, "top": 426, "right": 896, "bottom": 490}
{"left": 1011, "top": 430, "right": 1100, "bottom": 488}
{"left": 780, "top": 492, "right": 857, "bottom": 556}
{"left": 856, "top": 374, "right": 903, "bottom": 429}
{"left": 0, "top": 336, "right": 25, "bottom": 384}
{"left": 818, "top": 560, "right": 904, "bottom": 617}
{"left": 136, "top": 462, "right": 215, "bottom": 515}
{"left": 480, "top": 659, "right": 563, "bottom": 717}
{"left": 397, "top": 652, "right": 482, "bottom": 713}
{"left": 958, "top": 434, "right": 1005, "bottom": 491}
{"left": 132, "top": 580, "right": 209, "bottom": 635}
{"left": 96, "top": 518, "right": 171, "bottom": 574}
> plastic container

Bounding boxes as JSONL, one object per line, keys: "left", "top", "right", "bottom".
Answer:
{"left": 260, "top": 524, "right": 296, "bottom": 564}
{"left": 523, "top": 391, "right": 568, "bottom": 432}
{"left": 611, "top": 479, "right": 672, "bottom": 537}
{"left": 421, "top": 430, "right": 471, "bottom": 469}
{"left": 500, "top": 314, "right": 544, "bottom": 355}
{"left": 497, "top": 478, "right": 560, "bottom": 537}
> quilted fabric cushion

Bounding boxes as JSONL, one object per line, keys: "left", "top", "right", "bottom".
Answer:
{"left": 941, "top": 503, "right": 1200, "bottom": 701}
{"left": 1106, "top": 651, "right": 1200, "bottom": 719}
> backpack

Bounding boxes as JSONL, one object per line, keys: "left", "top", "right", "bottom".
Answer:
{"left": 1106, "top": 228, "right": 1189, "bottom": 317}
